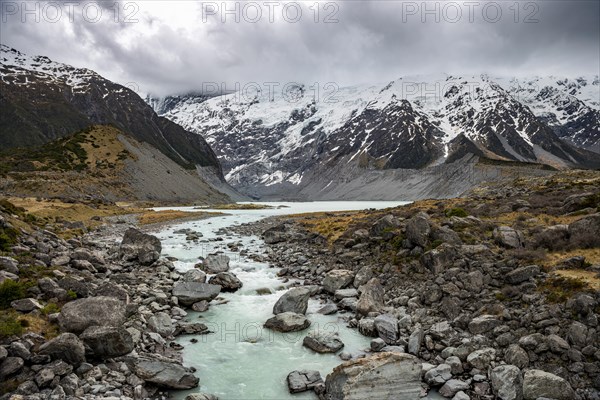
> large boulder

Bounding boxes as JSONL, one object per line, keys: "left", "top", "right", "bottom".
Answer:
{"left": 264, "top": 312, "right": 311, "bottom": 332}
{"left": 568, "top": 213, "right": 600, "bottom": 248}
{"left": 287, "top": 370, "right": 324, "bottom": 393}
{"left": 182, "top": 269, "right": 207, "bottom": 283}
{"left": 273, "top": 287, "right": 311, "bottom": 315}
{"left": 373, "top": 314, "right": 398, "bottom": 344}
{"left": 491, "top": 365, "right": 523, "bottom": 400}
{"left": 356, "top": 278, "right": 384, "bottom": 316}
{"left": 134, "top": 357, "right": 199, "bottom": 389}
{"left": 208, "top": 272, "right": 243, "bottom": 292}
{"left": 469, "top": 314, "right": 501, "bottom": 335}
{"left": 370, "top": 215, "right": 400, "bottom": 237}
{"left": 58, "top": 297, "right": 126, "bottom": 334}
{"left": 148, "top": 312, "right": 175, "bottom": 337}
{"left": 303, "top": 332, "right": 344, "bottom": 353}
{"left": 505, "top": 265, "right": 540, "bottom": 284}
{"left": 173, "top": 282, "right": 221, "bottom": 306}
{"left": 406, "top": 212, "right": 432, "bottom": 247}
{"left": 421, "top": 244, "right": 458, "bottom": 274}
{"left": 323, "top": 270, "right": 355, "bottom": 294}
{"left": 38, "top": 333, "right": 86, "bottom": 366}
{"left": 80, "top": 326, "right": 134, "bottom": 358}
{"left": 199, "top": 254, "right": 230, "bottom": 273}
{"left": 493, "top": 226, "right": 525, "bottom": 249}
{"left": 324, "top": 352, "right": 421, "bottom": 399}
{"left": 119, "top": 228, "right": 162, "bottom": 265}
{"left": 263, "top": 225, "right": 288, "bottom": 244}
{"left": 522, "top": 369, "right": 575, "bottom": 400}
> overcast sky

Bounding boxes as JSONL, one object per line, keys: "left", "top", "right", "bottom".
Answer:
{"left": 1, "top": 0, "right": 598, "bottom": 96}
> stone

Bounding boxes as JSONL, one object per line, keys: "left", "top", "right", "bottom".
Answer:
{"left": 505, "top": 265, "right": 540, "bottom": 284}
{"left": 446, "top": 356, "right": 463, "bottom": 375}
{"left": 469, "top": 315, "right": 501, "bottom": 335}
{"left": 408, "top": 326, "right": 424, "bottom": 355}
{"left": 58, "top": 296, "right": 126, "bottom": 333}
{"left": 566, "top": 321, "right": 588, "bottom": 347}
{"left": 421, "top": 244, "right": 458, "bottom": 274}
{"left": 35, "top": 368, "right": 55, "bottom": 388}
{"left": 491, "top": 365, "right": 523, "bottom": 400}
{"left": 208, "top": 272, "right": 243, "bottom": 292}
{"left": 371, "top": 215, "right": 401, "bottom": 236}
{"left": 338, "top": 297, "right": 358, "bottom": 311}
{"left": 185, "top": 394, "right": 218, "bottom": 400}
{"left": 568, "top": 213, "right": 600, "bottom": 248}
{"left": 174, "top": 322, "right": 210, "bottom": 336}
{"left": 173, "top": 282, "right": 221, "bottom": 306}
{"left": 325, "top": 352, "right": 422, "bottom": 399}
{"left": 356, "top": 278, "right": 384, "bottom": 316}
{"left": 546, "top": 334, "right": 570, "bottom": 353}
{"left": 8, "top": 342, "right": 30, "bottom": 360}
{"left": 439, "top": 379, "right": 470, "bottom": 397}
{"left": 264, "top": 312, "right": 311, "bottom": 332}
{"left": 148, "top": 312, "right": 175, "bottom": 338}
{"left": 303, "top": 332, "right": 344, "bottom": 353}
{"left": 452, "top": 392, "right": 470, "bottom": 400}
{"left": 467, "top": 348, "right": 496, "bottom": 370}
{"left": 119, "top": 228, "right": 162, "bottom": 265}
{"left": 39, "top": 333, "right": 86, "bottom": 366}
{"left": 263, "top": 225, "right": 287, "bottom": 244}
{"left": 522, "top": 369, "right": 575, "bottom": 400}
{"left": 94, "top": 282, "right": 129, "bottom": 303}
{"left": 370, "top": 338, "right": 386, "bottom": 352}
{"left": 353, "top": 266, "right": 373, "bottom": 288}
{"left": 0, "top": 256, "right": 18, "bottom": 274}
{"left": 493, "top": 226, "right": 525, "bottom": 248}
{"left": 424, "top": 363, "right": 452, "bottom": 386}
{"left": 334, "top": 288, "right": 359, "bottom": 300}
{"left": 322, "top": 269, "right": 355, "bottom": 293}
{"left": 134, "top": 357, "right": 199, "bottom": 389}
{"left": 318, "top": 303, "right": 338, "bottom": 315}
{"left": 504, "top": 345, "right": 529, "bottom": 369}
{"left": 287, "top": 370, "right": 323, "bottom": 393}
{"left": 199, "top": 254, "right": 230, "bottom": 273}
{"left": 273, "top": 287, "right": 311, "bottom": 315}
{"left": 374, "top": 314, "right": 398, "bottom": 344}
{"left": 192, "top": 301, "right": 209, "bottom": 312}
{"left": 0, "top": 356, "right": 24, "bottom": 377}
{"left": 182, "top": 269, "right": 207, "bottom": 283}
{"left": 358, "top": 318, "right": 377, "bottom": 337}
{"left": 10, "top": 297, "right": 43, "bottom": 312}
{"left": 406, "top": 212, "right": 431, "bottom": 247}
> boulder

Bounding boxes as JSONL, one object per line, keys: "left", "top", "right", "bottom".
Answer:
{"left": 263, "top": 225, "right": 288, "bottom": 244}
{"left": 80, "top": 326, "right": 134, "bottom": 358}
{"left": 406, "top": 212, "right": 431, "bottom": 247}
{"left": 522, "top": 369, "right": 575, "bottom": 400}
{"left": 324, "top": 352, "right": 421, "bottom": 399}
{"left": 182, "top": 269, "right": 207, "bottom": 283}
{"left": 273, "top": 287, "right": 311, "bottom": 315}
{"left": 0, "top": 256, "right": 18, "bottom": 274}
{"left": 353, "top": 266, "right": 373, "bottom": 288}
{"left": 134, "top": 357, "right": 199, "bottom": 389}
{"left": 119, "top": 228, "right": 162, "bottom": 265}
{"left": 439, "top": 379, "right": 470, "bottom": 397}
{"left": 468, "top": 315, "right": 501, "bottom": 335}
{"left": 318, "top": 303, "right": 338, "bottom": 315}
{"left": 356, "top": 278, "right": 384, "bottom": 316}
{"left": 432, "top": 226, "right": 462, "bottom": 246}
{"left": 208, "top": 272, "right": 243, "bottom": 292}
{"left": 200, "top": 254, "right": 230, "bottom": 273}
{"left": 11, "top": 298, "right": 42, "bottom": 312}
{"left": 467, "top": 348, "right": 496, "bottom": 370}
{"left": 264, "top": 312, "right": 310, "bottom": 332}
{"left": 38, "top": 333, "right": 86, "bottom": 366}
{"left": 491, "top": 365, "right": 523, "bottom": 400}
{"left": 373, "top": 314, "right": 398, "bottom": 344}
{"left": 568, "top": 213, "right": 600, "bottom": 248}
{"left": 504, "top": 345, "right": 529, "bottom": 369}
{"left": 287, "top": 370, "right": 323, "bottom": 393}
{"left": 148, "top": 312, "right": 175, "bottom": 338}
{"left": 172, "top": 282, "right": 221, "bottom": 306}
{"left": 185, "top": 394, "right": 218, "bottom": 400}
{"left": 303, "top": 332, "right": 344, "bottom": 353}
{"left": 421, "top": 244, "right": 458, "bottom": 274}
{"left": 370, "top": 215, "right": 400, "bottom": 237}
{"left": 0, "top": 357, "right": 24, "bottom": 378}
{"left": 493, "top": 226, "right": 524, "bottom": 249}
{"left": 323, "top": 269, "right": 355, "bottom": 293}
{"left": 94, "top": 282, "right": 129, "bottom": 303}
{"left": 505, "top": 265, "right": 540, "bottom": 284}
{"left": 58, "top": 297, "right": 126, "bottom": 334}
{"left": 408, "top": 326, "right": 424, "bottom": 355}
{"left": 358, "top": 318, "right": 377, "bottom": 337}
{"left": 424, "top": 363, "right": 452, "bottom": 386}
{"left": 334, "top": 288, "right": 359, "bottom": 300}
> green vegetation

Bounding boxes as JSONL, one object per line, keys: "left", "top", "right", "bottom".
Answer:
{"left": 0, "top": 279, "right": 28, "bottom": 309}
{"left": 540, "top": 275, "right": 589, "bottom": 303}
{"left": 67, "top": 289, "right": 77, "bottom": 300}
{"left": 0, "top": 311, "right": 25, "bottom": 338}
{"left": 445, "top": 207, "right": 468, "bottom": 218}
{"left": 41, "top": 302, "right": 61, "bottom": 315}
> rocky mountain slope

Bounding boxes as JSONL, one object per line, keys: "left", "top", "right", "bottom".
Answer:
{"left": 152, "top": 75, "right": 599, "bottom": 199}
{"left": 0, "top": 45, "right": 239, "bottom": 202}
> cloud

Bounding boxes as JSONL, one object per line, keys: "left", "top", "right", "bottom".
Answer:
{"left": 1, "top": 0, "right": 598, "bottom": 96}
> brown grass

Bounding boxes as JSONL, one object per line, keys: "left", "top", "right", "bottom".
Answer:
{"left": 554, "top": 269, "right": 600, "bottom": 291}
{"left": 293, "top": 211, "right": 373, "bottom": 244}
{"left": 18, "top": 313, "right": 60, "bottom": 339}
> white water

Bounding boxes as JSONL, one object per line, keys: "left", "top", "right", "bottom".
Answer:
{"left": 152, "top": 202, "right": 410, "bottom": 399}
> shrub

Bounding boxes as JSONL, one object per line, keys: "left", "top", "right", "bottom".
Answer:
{"left": 0, "top": 311, "right": 24, "bottom": 338}
{"left": 445, "top": 207, "right": 468, "bottom": 218}
{"left": 41, "top": 302, "right": 61, "bottom": 315}
{"left": 0, "top": 279, "right": 27, "bottom": 309}
{"left": 67, "top": 290, "right": 77, "bottom": 300}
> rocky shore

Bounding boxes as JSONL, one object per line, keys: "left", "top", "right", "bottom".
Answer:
{"left": 226, "top": 172, "right": 600, "bottom": 400}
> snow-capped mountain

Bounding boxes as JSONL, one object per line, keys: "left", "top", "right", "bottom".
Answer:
{"left": 151, "top": 74, "right": 599, "bottom": 198}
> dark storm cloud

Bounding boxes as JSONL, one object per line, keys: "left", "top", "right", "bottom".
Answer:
{"left": 1, "top": 0, "right": 598, "bottom": 96}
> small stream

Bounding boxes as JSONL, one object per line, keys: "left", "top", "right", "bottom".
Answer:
{"left": 152, "top": 201, "right": 432, "bottom": 399}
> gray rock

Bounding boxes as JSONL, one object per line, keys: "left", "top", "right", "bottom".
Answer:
{"left": 568, "top": 213, "right": 600, "bottom": 248}
{"left": 303, "top": 332, "right": 344, "bottom": 353}
{"left": 421, "top": 244, "right": 458, "bottom": 274}
{"left": 371, "top": 215, "right": 400, "bottom": 236}
{"left": 522, "top": 369, "right": 575, "bottom": 400}
{"left": 504, "top": 345, "right": 529, "bottom": 369}
{"left": 323, "top": 269, "right": 355, "bottom": 293}
{"left": 175, "top": 322, "right": 210, "bottom": 336}
{"left": 370, "top": 338, "right": 386, "bottom": 352}
{"left": 185, "top": 393, "right": 219, "bottom": 400}
{"left": 334, "top": 288, "right": 359, "bottom": 300}
{"left": 58, "top": 296, "right": 126, "bottom": 333}
{"left": 0, "top": 256, "right": 18, "bottom": 274}
{"left": 35, "top": 367, "right": 55, "bottom": 388}
{"left": 134, "top": 357, "right": 199, "bottom": 389}
{"left": 273, "top": 287, "right": 311, "bottom": 315}
{"left": 467, "top": 348, "right": 496, "bottom": 370}
{"left": 374, "top": 314, "right": 398, "bottom": 344}
{"left": 493, "top": 226, "right": 525, "bottom": 248}
{"left": 452, "top": 392, "right": 470, "bottom": 400}
{"left": 287, "top": 370, "right": 323, "bottom": 393}
{"left": 0, "top": 346, "right": 7, "bottom": 362}
{"left": 119, "top": 228, "right": 162, "bottom": 265}
{"left": 8, "top": 341, "right": 30, "bottom": 360}
{"left": 200, "top": 254, "right": 230, "bottom": 273}
{"left": 566, "top": 321, "right": 588, "bottom": 347}
{"left": 353, "top": 266, "right": 373, "bottom": 288}
{"left": 10, "top": 297, "right": 43, "bottom": 312}
{"left": 192, "top": 301, "right": 209, "bottom": 312}
{"left": 0, "top": 356, "right": 24, "bottom": 377}
{"left": 147, "top": 312, "right": 175, "bottom": 338}
{"left": 356, "top": 278, "right": 384, "bottom": 316}
{"left": 208, "top": 272, "right": 243, "bottom": 292}
{"left": 39, "top": 333, "right": 86, "bottom": 366}
{"left": 424, "top": 363, "right": 452, "bottom": 386}
{"left": 338, "top": 297, "right": 358, "bottom": 311}
{"left": 264, "top": 312, "right": 310, "bottom": 332}
{"left": 505, "top": 265, "right": 540, "bottom": 284}
{"left": 173, "top": 282, "right": 221, "bottom": 306}
{"left": 406, "top": 212, "right": 431, "bottom": 247}
{"left": 94, "top": 282, "right": 129, "bottom": 303}
{"left": 318, "top": 303, "right": 338, "bottom": 315}
{"left": 263, "top": 226, "right": 287, "bottom": 244}
{"left": 439, "top": 379, "right": 470, "bottom": 397}
{"left": 432, "top": 226, "right": 462, "bottom": 245}
{"left": 546, "top": 334, "right": 570, "bottom": 353}
{"left": 358, "top": 318, "right": 378, "bottom": 337}
{"left": 491, "top": 365, "right": 523, "bottom": 400}
{"left": 408, "top": 326, "right": 424, "bottom": 355}
{"left": 468, "top": 315, "right": 501, "bottom": 334}
{"left": 182, "top": 269, "right": 207, "bottom": 283}
{"left": 325, "top": 352, "right": 422, "bottom": 399}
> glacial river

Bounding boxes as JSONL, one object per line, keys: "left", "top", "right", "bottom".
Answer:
{"left": 152, "top": 201, "right": 428, "bottom": 399}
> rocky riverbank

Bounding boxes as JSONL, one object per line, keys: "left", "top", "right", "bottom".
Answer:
{"left": 226, "top": 170, "right": 600, "bottom": 400}
{"left": 0, "top": 201, "right": 226, "bottom": 400}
